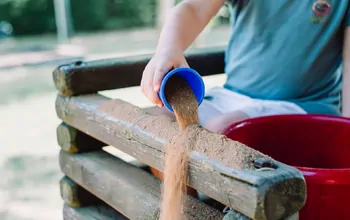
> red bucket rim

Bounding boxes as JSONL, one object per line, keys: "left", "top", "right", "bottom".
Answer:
{"left": 223, "top": 114, "right": 350, "bottom": 184}
{"left": 297, "top": 166, "right": 350, "bottom": 184}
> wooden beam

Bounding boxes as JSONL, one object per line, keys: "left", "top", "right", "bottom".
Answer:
{"left": 55, "top": 94, "right": 306, "bottom": 220}
{"left": 63, "top": 204, "right": 128, "bottom": 220}
{"left": 57, "top": 122, "right": 105, "bottom": 153}
{"left": 53, "top": 46, "right": 225, "bottom": 96}
{"left": 56, "top": 122, "right": 146, "bottom": 167}
{"left": 60, "top": 150, "right": 225, "bottom": 220}
{"left": 60, "top": 176, "right": 99, "bottom": 207}
{"left": 61, "top": 176, "right": 129, "bottom": 219}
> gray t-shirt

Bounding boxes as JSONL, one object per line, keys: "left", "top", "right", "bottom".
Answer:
{"left": 224, "top": 0, "right": 349, "bottom": 115}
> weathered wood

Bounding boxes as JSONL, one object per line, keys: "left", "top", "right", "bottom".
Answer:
{"left": 60, "top": 176, "right": 100, "bottom": 207}
{"left": 53, "top": 46, "right": 225, "bottom": 96}
{"left": 61, "top": 177, "right": 129, "bottom": 219}
{"left": 55, "top": 94, "right": 306, "bottom": 220}
{"left": 222, "top": 210, "right": 298, "bottom": 220}
{"left": 60, "top": 150, "right": 225, "bottom": 220}
{"left": 63, "top": 204, "right": 128, "bottom": 220}
{"left": 223, "top": 209, "right": 251, "bottom": 220}
{"left": 286, "top": 213, "right": 299, "bottom": 220}
{"left": 57, "top": 122, "right": 106, "bottom": 153}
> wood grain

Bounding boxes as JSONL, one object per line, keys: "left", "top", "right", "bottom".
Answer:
{"left": 63, "top": 203, "right": 128, "bottom": 220}
{"left": 57, "top": 122, "right": 105, "bottom": 153}
{"left": 55, "top": 94, "right": 306, "bottom": 220}
{"left": 52, "top": 46, "right": 225, "bottom": 96}
{"left": 60, "top": 176, "right": 99, "bottom": 207}
{"left": 60, "top": 150, "right": 224, "bottom": 220}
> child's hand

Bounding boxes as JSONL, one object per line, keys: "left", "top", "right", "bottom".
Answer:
{"left": 141, "top": 49, "right": 189, "bottom": 107}
{"left": 140, "top": 0, "right": 225, "bottom": 107}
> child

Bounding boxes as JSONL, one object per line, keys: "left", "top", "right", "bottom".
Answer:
{"left": 141, "top": 0, "right": 350, "bottom": 133}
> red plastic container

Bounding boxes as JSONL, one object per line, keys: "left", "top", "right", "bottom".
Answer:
{"left": 223, "top": 114, "right": 350, "bottom": 220}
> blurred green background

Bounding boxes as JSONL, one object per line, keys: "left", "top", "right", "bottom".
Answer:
{"left": 0, "top": 0, "right": 229, "bottom": 36}
{"left": 0, "top": 0, "right": 157, "bottom": 35}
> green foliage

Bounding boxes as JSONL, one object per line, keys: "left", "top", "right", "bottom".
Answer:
{"left": 70, "top": 0, "right": 108, "bottom": 31}
{"left": 102, "top": 0, "right": 157, "bottom": 30}
{"left": 0, "top": 0, "right": 158, "bottom": 36}
{"left": 0, "top": 0, "right": 56, "bottom": 35}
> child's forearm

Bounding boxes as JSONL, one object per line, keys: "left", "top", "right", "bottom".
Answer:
{"left": 155, "top": 0, "right": 225, "bottom": 55}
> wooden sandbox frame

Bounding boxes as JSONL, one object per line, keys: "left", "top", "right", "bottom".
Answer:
{"left": 53, "top": 47, "right": 306, "bottom": 220}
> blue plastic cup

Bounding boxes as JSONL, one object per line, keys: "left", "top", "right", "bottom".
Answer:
{"left": 158, "top": 67, "right": 205, "bottom": 112}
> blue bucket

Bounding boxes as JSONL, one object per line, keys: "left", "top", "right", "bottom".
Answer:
{"left": 158, "top": 67, "right": 205, "bottom": 112}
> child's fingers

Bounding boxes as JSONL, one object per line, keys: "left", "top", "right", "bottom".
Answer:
{"left": 153, "top": 66, "right": 170, "bottom": 92}
{"left": 140, "top": 65, "right": 151, "bottom": 95}
{"left": 149, "top": 89, "right": 163, "bottom": 107}
{"left": 142, "top": 74, "right": 162, "bottom": 107}
{"left": 140, "top": 59, "right": 164, "bottom": 107}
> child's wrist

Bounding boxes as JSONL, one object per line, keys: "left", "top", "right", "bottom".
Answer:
{"left": 155, "top": 45, "right": 183, "bottom": 57}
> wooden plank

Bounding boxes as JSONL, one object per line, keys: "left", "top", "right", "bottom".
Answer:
{"left": 222, "top": 209, "right": 251, "bottom": 220}
{"left": 60, "top": 150, "right": 225, "bottom": 220}
{"left": 60, "top": 176, "right": 100, "bottom": 207}
{"left": 63, "top": 204, "right": 128, "bottom": 220}
{"left": 286, "top": 213, "right": 299, "bottom": 220}
{"left": 55, "top": 94, "right": 306, "bottom": 220}
{"left": 57, "top": 122, "right": 148, "bottom": 167}
{"left": 222, "top": 211, "right": 298, "bottom": 220}
{"left": 61, "top": 176, "right": 129, "bottom": 219}
{"left": 57, "top": 122, "right": 105, "bottom": 153}
{"left": 53, "top": 46, "right": 225, "bottom": 96}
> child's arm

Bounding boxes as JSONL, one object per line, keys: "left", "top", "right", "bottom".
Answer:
{"left": 342, "top": 27, "right": 350, "bottom": 116}
{"left": 141, "top": 0, "right": 226, "bottom": 107}
{"left": 156, "top": 0, "right": 226, "bottom": 56}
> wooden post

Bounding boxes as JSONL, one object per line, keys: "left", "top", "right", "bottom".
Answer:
{"left": 55, "top": 94, "right": 306, "bottom": 220}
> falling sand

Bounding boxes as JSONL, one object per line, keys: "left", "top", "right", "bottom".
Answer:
{"left": 159, "top": 75, "right": 200, "bottom": 220}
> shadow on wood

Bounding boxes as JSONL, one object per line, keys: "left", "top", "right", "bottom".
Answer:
{"left": 61, "top": 176, "right": 129, "bottom": 219}
{"left": 63, "top": 204, "right": 128, "bottom": 220}
{"left": 60, "top": 176, "right": 100, "bottom": 207}
{"left": 57, "top": 122, "right": 106, "bottom": 153}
